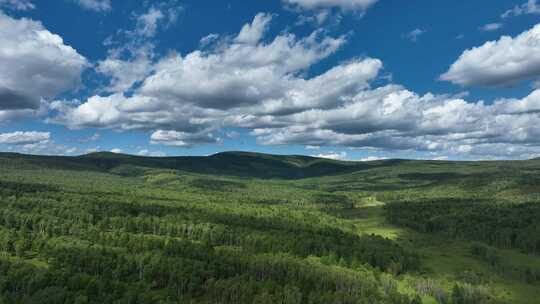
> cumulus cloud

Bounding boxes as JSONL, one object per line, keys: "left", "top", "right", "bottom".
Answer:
{"left": 283, "top": 0, "right": 378, "bottom": 12}
{"left": 72, "top": 0, "right": 111, "bottom": 12}
{"left": 0, "top": 12, "right": 87, "bottom": 114}
{"left": 52, "top": 13, "right": 353, "bottom": 130}
{"left": 0, "top": 0, "right": 34, "bottom": 10}
{"left": 0, "top": 131, "right": 50, "bottom": 145}
{"left": 441, "top": 23, "right": 540, "bottom": 87}
{"left": 97, "top": 44, "right": 154, "bottom": 93}
{"left": 96, "top": 3, "right": 181, "bottom": 93}
{"left": 110, "top": 148, "right": 122, "bottom": 153}
{"left": 49, "top": 13, "right": 540, "bottom": 159}
{"left": 236, "top": 13, "right": 273, "bottom": 45}
{"left": 140, "top": 17, "right": 346, "bottom": 110}
{"left": 139, "top": 43, "right": 371, "bottom": 113}
{"left": 251, "top": 85, "right": 540, "bottom": 159}
{"left": 502, "top": 0, "right": 540, "bottom": 18}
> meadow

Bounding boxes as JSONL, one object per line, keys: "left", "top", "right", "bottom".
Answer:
{"left": 0, "top": 151, "right": 538, "bottom": 303}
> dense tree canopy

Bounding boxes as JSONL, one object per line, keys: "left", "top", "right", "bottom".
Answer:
{"left": 1, "top": 152, "right": 540, "bottom": 303}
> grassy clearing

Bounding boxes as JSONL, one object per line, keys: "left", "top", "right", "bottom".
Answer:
{"left": 343, "top": 202, "right": 540, "bottom": 304}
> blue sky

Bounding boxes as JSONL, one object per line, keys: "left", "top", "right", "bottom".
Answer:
{"left": 1, "top": 0, "right": 540, "bottom": 160}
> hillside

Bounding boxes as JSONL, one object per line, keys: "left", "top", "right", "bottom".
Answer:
{"left": 0, "top": 151, "right": 397, "bottom": 179}
{"left": 0, "top": 152, "right": 539, "bottom": 303}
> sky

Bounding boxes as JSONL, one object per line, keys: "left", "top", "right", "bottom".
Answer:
{"left": 1, "top": 0, "right": 540, "bottom": 161}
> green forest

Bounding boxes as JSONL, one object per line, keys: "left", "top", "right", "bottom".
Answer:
{"left": 0, "top": 151, "right": 539, "bottom": 303}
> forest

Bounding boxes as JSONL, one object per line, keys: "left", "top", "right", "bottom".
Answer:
{"left": 0, "top": 151, "right": 539, "bottom": 303}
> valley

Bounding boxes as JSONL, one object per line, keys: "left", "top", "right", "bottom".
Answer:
{"left": 0, "top": 152, "right": 539, "bottom": 303}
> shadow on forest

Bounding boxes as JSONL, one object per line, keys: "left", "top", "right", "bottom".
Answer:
{"left": 320, "top": 170, "right": 517, "bottom": 193}
{"left": 0, "top": 180, "right": 60, "bottom": 194}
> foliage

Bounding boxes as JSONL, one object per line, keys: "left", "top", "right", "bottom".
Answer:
{"left": 1, "top": 152, "right": 540, "bottom": 303}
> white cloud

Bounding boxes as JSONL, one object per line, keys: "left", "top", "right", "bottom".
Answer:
{"left": 96, "top": 3, "right": 182, "bottom": 93}
{"left": 502, "top": 0, "right": 540, "bottom": 18}
{"left": 235, "top": 13, "right": 273, "bottom": 45}
{"left": 403, "top": 28, "right": 426, "bottom": 42}
{"left": 132, "top": 2, "right": 181, "bottom": 38}
{"left": 359, "top": 156, "right": 388, "bottom": 162}
{"left": 0, "top": 0, "right": 34, "bottom": 10}
{"left": 252, "top": 84, "right": 540, "bottom": 159}
{"left": 138, "top": 9, "right": 164, "bottom": 37}
{"left": 0, "top": 12, "right": 87, "bottom": 114}
{"left": 49, "top": 13, "right": 540, "bottom": 160}
{"left": 97, "top": 44, "right": 154, "bottom": 93}
{"left": 2, "top": 139, "right": 81, "bottom": 156}
{"left": 313, "top": 151, "right": 347, "bottom": 160}
{"left": 479, "top": 23, "right": 503, "bottom": 32}
{"left": 441, "top": 23, "right": 540, "bottom": 87}
{"left": 0, "top": 131, "right": 50, "bottom": 145}
{"left": 150, "top": 130, "right": 221, "bottom": 147}
{"left": 110, "top": 148, "right": 122, "bottom": 153}
{"left": 284, "top": 0, "right": 378, "bottom": 12}
{"left": 53, "top": 57, "right": 381, "bottom": 135}
{"left": 136, "top": 8, "right": 164, "bottom": 38}
{"left": 72, "top": 0, "right": 111, "bottom": 12}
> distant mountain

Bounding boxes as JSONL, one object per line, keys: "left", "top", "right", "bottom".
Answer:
{"left": 0, "top": 151, "right": 401, "bottom": 179}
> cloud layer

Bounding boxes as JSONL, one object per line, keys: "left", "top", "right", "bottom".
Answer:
{"left": 42, "top": 14, "right": 540, "bottom": 159}
{"left": 0, "top": 131, "right": 50, "bottom": 145}
{"left": 441, "top": 23, "right": 540, "bottom": 87}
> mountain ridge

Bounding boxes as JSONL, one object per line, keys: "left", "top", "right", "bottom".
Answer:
{"left": 3, "top": 150, "right": 536, "bottom": 179}
{"left": 0, "top": 150, "right": 399, "bottom": 179}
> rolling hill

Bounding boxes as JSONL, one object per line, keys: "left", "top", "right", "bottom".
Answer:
{"left": 0, "top": 151, "right": 539, "bottom": 303}
{"left": 0, "top": 151, "right": 402, "bottom": 179}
